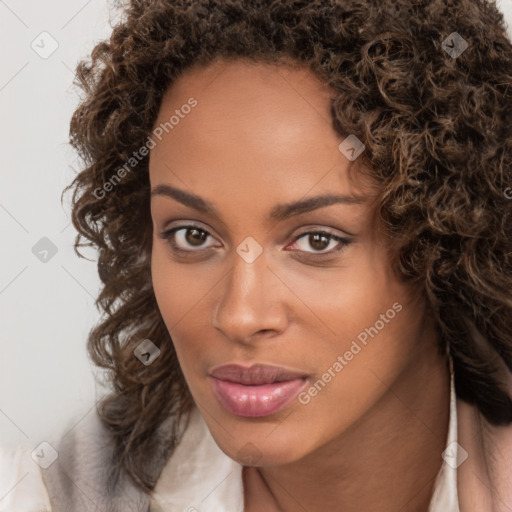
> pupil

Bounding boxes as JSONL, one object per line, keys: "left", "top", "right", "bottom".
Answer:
{"left": 310, "top": 233, "right": 329, "bottom": 251}
{"left": 186, "top": 228, "right": 207, "bottom": 246}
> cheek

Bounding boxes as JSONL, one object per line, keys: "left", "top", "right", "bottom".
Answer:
{"left": 151, "top": 242, "right": 217, "bottom": 329}
{"left": 150, "top": 243, "right": 223, "bottom": 377}
{"left": 274, "top": 245, "right": 398, "bottom": 338}
{"left": 281, "top": 252, "right": 422, "bottom": 410}
{"left": 285, "top": 302, "right": 423, "bottom": 457}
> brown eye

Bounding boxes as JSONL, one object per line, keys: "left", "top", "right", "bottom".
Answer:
{"left": 289, "top": 230, "right": 351, "bottom": 256}
{"left": 185, "top": 228, "right": 208, "bottom": 246}
{"left": 160, "top": 225, "right": 217, "bottom": 251}
{"left": 307, "top": 233, "right": 331, "bottom": 251}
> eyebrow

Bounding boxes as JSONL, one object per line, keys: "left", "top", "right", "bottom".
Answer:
{"left": 150, "top": 184, "right": 365, "bottom": 222}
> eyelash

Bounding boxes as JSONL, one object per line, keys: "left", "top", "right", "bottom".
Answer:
{"left": 159, "top": 224, "right": 351, "bottom": 259}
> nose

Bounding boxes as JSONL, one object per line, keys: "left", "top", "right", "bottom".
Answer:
{"left": 211, "top": 250, "right": 288, "bottom": 345}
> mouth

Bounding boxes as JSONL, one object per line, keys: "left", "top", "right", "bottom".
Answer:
{"left": 208, "top": 363, "right": 309, "bottom": 418}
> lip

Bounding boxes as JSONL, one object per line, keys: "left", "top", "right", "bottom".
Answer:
{"left": 209, "top": 363, "right": 308, "bottom": 385}
{"left": 209, "top": 363, "right": 309, "bottom": 418}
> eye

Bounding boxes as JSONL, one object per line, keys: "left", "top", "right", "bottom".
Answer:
{"left": 160, "top": 225, "right": 218, "bottom": 252}
{"left": 287, "top": 230, "right": 351, "bottom": 256}
{"left": 159, "top": 224, "right": 351, "bottom": 257}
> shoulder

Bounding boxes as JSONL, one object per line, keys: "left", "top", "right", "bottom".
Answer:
{"left": 38, "top": 403, "right": 192, "bottom": 512}
{"left": 0, "top": 444, "right": 52, "bottom": 511}
{"left": 39, "top": 405, "right": 152, "bottom": 511}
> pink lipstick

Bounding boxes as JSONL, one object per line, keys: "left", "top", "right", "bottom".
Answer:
{"left": 209, "top": 363, "right": 308, "bottom": 418}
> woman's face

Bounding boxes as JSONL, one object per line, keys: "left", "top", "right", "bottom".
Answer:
{"left": 149, "top": 59, "right": 435, "bottom": 466}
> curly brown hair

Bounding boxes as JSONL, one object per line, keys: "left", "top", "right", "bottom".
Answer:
{"left": 62, "top": 0, "right": 512, "bottom": 494}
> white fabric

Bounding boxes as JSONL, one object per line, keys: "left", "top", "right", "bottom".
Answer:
{"left": 0, "top": 445, "right": 52, "bottom": 512}
{"left": 428, "top": 371, "right": 460, "bottom": 512}
{"left": 151, "top": 373, "right": 460, "bottom": 512}
{"left": 150, "top": 407, "right": 244, "bottom": 512}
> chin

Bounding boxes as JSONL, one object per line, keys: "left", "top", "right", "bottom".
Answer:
{"left": 210, "top": 422, "right": 313, "bottom": 467}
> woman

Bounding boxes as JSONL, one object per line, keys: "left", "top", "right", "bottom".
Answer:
{"left": 2, "top": 0, "right": 512, "bottom": 510}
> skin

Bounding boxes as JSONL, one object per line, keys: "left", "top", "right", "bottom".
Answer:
{"left": 149, "top": 58, "right": 451, "bottom": 512}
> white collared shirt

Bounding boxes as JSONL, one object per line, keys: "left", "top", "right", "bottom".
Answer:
{"left": 150, "top": 373, "right": 460, "bottom": 512}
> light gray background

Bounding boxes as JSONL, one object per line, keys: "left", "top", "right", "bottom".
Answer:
{"left": 1, "top": 0, "right": 512, "bottom": 452}
{"left": 1, "top": 0, "right": 117, "bottom": 451}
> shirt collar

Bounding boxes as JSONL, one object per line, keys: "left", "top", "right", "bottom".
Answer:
{"left": 428, "top": 366, "right": 460, "bottom": 512}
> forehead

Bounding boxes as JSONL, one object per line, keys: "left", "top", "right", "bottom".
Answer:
{"left": 148, "top": 59, "right": 374, "bottom": 218}
{"left": 150, "top": 58, "right": 338, "bottom": 158}
{"left": 161, "top": 57, "right": 334, "bottom": 112}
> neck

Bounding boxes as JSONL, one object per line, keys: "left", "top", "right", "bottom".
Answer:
{"left": 243, "top": 339, "right": 451, "bottom": 512}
